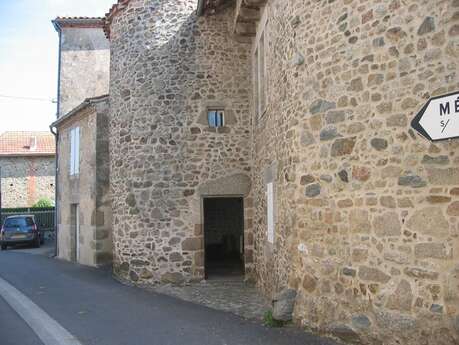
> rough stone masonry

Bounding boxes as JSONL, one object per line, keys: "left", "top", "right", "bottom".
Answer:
{"left": 103, "top": 0, "right": 459, "bottom": 344}
{"left": 108, "top": 0, "right": 254, "bottom": 284}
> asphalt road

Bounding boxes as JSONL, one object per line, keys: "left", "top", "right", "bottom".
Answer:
{"left": 0, "top": 294, "right": 43, "bottom": 345}
{"left": 0, "top": 247, "right": 338, "bottom": 345}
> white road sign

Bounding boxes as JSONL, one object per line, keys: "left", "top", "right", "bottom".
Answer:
{"left": 411, "top": 91, "right": 459, "bottom": 141}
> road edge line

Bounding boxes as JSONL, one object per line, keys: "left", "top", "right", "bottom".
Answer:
{"left": 0, "top": 276, "right": 83, "bottom": 345}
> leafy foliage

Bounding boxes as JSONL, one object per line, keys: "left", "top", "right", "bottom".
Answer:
{"left": 263, "top": 310, "right": 284, "bottom": 328}
{"left": 32, "top": 197, "right": 54, "bottom": 208}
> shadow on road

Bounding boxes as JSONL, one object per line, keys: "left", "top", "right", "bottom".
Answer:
{"left": 7, "top": 240, "right": 55, "bottom": 257}
{"left": 0, "top": 250, "right": 340, "bottom": 345}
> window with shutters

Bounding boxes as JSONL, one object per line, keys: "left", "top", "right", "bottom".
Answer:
{"left": 69, "top": 127, "right": 80, "bottom": 176}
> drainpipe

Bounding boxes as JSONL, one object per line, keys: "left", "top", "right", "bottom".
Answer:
{"left": 197, "top": 0, "right": 205, "bottom": 16}
{"left": 52, "top": 19, "right": 62, "bottom": 117}
{"left": 50, "top": 125, "right": 59, "bottom": 258}
{"left": 50, "top": 18, "right": 62, "bottom": 258}
{"left": 0, "top": 167, "right": 2, "bottom": 226}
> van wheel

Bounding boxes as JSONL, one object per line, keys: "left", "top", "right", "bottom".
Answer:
{"left": 33, "top": 238, "right": 40, "bottom": 248}
{"left": 1, "top": 244, "right": 7, "bottom": 250}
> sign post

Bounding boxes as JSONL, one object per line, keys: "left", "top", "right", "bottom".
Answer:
{"left": 411, "top": 91, "right": 459, "bottom": 142}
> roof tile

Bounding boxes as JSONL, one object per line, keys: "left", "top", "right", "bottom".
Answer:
{"left": 0, "top": 132, "right": 55, "bottom": 157}
{"left": 53, "top": 17, "right": 105, "bottom": 29}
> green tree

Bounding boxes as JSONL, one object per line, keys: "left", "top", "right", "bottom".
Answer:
{"left": 32, "top": 197, "right": 54, "bottom": 208}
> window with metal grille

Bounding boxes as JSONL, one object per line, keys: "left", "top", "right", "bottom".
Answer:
{"left": 208, "top": 110, "right": 225, "bottom": 128}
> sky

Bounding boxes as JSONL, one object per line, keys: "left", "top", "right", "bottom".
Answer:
{"left": 0, "top": 0, "right": 115, "bottom": 134}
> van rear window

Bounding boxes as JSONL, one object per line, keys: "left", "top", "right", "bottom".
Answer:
{"left": 4, "top": 217, "right": 33, "bottom": 228}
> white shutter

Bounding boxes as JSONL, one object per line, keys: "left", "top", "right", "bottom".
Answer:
{"left": 267, "top": 182, "right": 274, "bottom": 243}
{"left": 70, "top": 128, "right": 75, "bottom": 175}
{"left": 74, "top": 127, "right": 80, "bottom": 174}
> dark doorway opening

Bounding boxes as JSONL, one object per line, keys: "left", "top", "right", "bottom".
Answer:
{"left": 70, "top": 204, "right": 79, "bottom": 263}
{"left": 203, "top": 197, "right": 244, "bottom": 278}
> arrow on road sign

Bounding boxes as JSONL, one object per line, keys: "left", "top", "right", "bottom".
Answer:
{"left": 411, "top": 91, "right": 459, "bottom": 142}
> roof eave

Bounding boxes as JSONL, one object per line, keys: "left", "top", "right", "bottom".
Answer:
{"left": 52, "top": 17, "right": 105, "bottom": 31}
{"left": 0, "top": 152, "right": 55, "bottom": 157}
{"left": 52, "top": 19, "right": 61, "bottom": 33}
{"left": 50, "top": 95, "right": 109, "bottom": 128}
{"left": 104, "top": 0, "right": 132, "bottom": 39}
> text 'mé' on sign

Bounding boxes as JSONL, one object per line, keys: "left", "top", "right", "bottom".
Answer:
{"left": 411, "top": 91, "right": 459, "bottom": 142}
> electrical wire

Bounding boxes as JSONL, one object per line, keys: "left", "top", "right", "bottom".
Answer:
{"left": 0, "top": 94, "right": 56, "bottom": 103}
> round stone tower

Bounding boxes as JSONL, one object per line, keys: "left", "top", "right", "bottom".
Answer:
{"left": 107, "top": 0, "right": 254, "bottom": 285}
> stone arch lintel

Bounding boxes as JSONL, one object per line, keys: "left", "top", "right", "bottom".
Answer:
{"left": 197, "top": 173, "right": 251, "bottom": 197}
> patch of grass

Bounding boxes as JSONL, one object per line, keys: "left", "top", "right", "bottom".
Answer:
{"left": 263, "top": 310, "right": 284, "bottom": 328}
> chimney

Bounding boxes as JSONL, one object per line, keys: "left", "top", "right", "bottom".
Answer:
{"left": 29, "top": 136, "right": 37, "bottom": 151}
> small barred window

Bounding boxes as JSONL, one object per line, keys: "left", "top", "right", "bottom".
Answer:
{"left": 208, "top": 110, "right": 224, "bottom": 128}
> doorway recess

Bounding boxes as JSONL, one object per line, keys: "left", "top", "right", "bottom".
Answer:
{"left": 203, "top": 197, "right": 244, "bottom": 278}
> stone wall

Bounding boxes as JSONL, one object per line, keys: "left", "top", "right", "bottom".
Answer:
{"left": 56, "top": 99, "right": 112, "bottom": 267}
{"left": 95, "top": 100, "right": 113, "bottom": 265}
{"left": 105, "top": 0, "right": 459, "bottom": 342}
{"left": 108, "top": 0, "right": 253, "bottom": 284}
{"left": 58, "top": 27, "right": 110, "bottom": 117}
{"left": 251, "top": 0, "right": 459, "bottom": 344}
{"left": 0, "top": 157, "right": 55, "bottom": 208}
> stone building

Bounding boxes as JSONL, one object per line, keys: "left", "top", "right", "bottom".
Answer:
{"left": 246, "top": 2, "right": 459, "bottom": 344}
{"left": 52, "top": 17, "right": 110, "bottom": 117}
{"left": 52, "top": 96, "right": 112, "bottom": 267}
{"left": 51, "top": 18, "right": 112, "bottom": 266}
{"left": 0, "top": 131, "right": 55, "bottom": 208}
{"left": 55, "top": 0, "right": 459, "bottom": 343}
{"left": 106, "top": 0, "right": 254, "bottom": 284}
